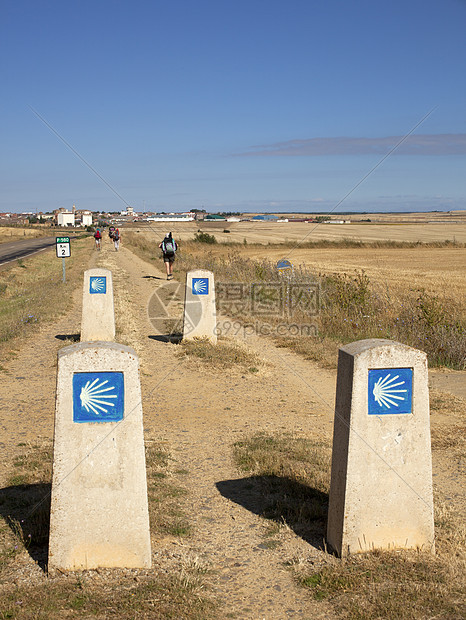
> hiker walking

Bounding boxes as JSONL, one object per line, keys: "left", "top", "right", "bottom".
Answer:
{"left": 159, "top": 232, "right": 177, "bottom": 280}
{"left": 94, "top": 228, "right": 102, "bottom": 250}
{"left": 113, "top": 228, "right": 120, "bottom": 251}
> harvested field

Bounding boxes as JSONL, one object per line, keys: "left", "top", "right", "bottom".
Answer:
{"left": 131, "top": 219, "right": 466, "bottom": 245}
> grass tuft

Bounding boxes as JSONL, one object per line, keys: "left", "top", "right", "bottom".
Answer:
{"left": 145, "top": 442, "right": 193, "bottom": 539}
{"left": 177, "top": 337, "right": 264, "bottom": 373}
{"left": 232, "top": 433, "right": 331, "bottom": 543}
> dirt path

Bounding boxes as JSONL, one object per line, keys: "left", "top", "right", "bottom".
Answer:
{"left": 0, "top": 239, "right": 464, "bottom": 618}
{"left": 97, "top": 243, "right": 336, "bottom": 618}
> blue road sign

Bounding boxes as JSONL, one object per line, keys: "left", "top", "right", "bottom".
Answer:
{"left": 368, "top": 368, "right": 413, "bottom": 415}
{"left": 90, "top": 276, "right": 107, "bottom": 294}
{"left": 192, "top": 277, "right": 209, "bottom": 295}
{"left": 73, "top": 372, "right": 124, "bottom": 422}
{"left": 277, "top": 259, "right": 293, "bottom": 272}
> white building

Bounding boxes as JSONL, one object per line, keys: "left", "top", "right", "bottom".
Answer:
{"left": 81, "top": 211, "right": 93, "bottom": 227}
{"left": 57, "top": 211, "right": 75, "bottom": 227}
{"left": 146, "top": 214, "right": 194, "bottom": 222}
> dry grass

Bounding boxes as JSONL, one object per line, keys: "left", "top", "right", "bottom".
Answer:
{"left": 123, "top": 231, "right": 466, "bottom": 369}
{"left": 176, "top": 337, "right": 264, "bottom": 374}
{"left": 0, "top": 237, "right": 90, "bottom": 363}
{"left": 0, "top": 226, "right": 50, "bottom": 243}
{"left": 125, "top": 218, "right": 466, "bottom": 245}
{"left": 299, "top": 542, "right": 465, "bottom": 619}
{"left": 430, "top": 390, "right": 466, "bottom": 454}
{"left": 178, "top": 250, "right": 465, "bottom": 370}
{"left": 145, "top": 441, "right": 193, "bottom": 538}
{"left": 232, "top": 433, "right": 331, "bottom": 545}
{"left": 0, "top": 574, "right": 215, "bottom": 619}
{"left": 0, "top": 441, "right": 216, "bottom": 618}
{"left": 232, "top": 432, "right": 466, "bottom": 619}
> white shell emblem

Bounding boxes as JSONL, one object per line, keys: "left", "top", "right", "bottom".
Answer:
{"left": 79, "top": 378, "right": 117, "bottom": 415}
{"left": 372, "top": 374, "right": 407, "bottom": 409}
{"left": 193, "top": 279, "right": 208, "bottom": 294}
{"left": 91, "top": 277, "right": 105, "bottom": 292}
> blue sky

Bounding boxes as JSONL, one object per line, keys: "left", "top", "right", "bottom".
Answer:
{"left": 1, "top": 0, "right": 465, "bottom": 214}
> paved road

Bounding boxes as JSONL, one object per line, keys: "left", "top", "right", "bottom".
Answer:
{"left": 0, "top": 236, "right": 62, "bottom": 267}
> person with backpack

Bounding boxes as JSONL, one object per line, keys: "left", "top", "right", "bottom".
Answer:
{"left": 113, "top": 228, "right": 120, "bottom": 251}
{"left": 159, "top": 232, "right": 177, "bottom": 280}
{"left": 94, "top": 228, "right": 102, "bottom": 250}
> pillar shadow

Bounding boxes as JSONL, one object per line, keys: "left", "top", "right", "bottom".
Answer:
{"left": 0, "top": 483, "right": 51, "bottom": 571}
{"left": 55, "top": 334, "right": 80, "bottom": 342}
{"left": 216, "top": 475, "right": 328, "bottom": 548}
{"left": 142, "top": 275, "right": 165, "bottom": 280}
{"left": 148, "top": 333, "right": 183, "bottom": 344}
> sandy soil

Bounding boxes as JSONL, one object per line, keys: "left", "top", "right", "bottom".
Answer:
{"left": 0, "top": 238, "right": 464, "bottom": 618}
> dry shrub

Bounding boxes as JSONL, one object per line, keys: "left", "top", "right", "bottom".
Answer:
{"left": 125, "top": 232, "right": 466, "bottom": 367}
{"left": 147, "top": 239, "right": 466, "bottom": 370}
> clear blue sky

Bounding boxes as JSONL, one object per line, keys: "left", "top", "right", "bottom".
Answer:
{"left": 1, "top": 0, "right": 465, "bottom": 214}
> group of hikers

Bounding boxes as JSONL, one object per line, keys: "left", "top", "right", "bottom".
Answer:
{"left": 93, "top": 227, "right": 120, "bottom": 251}
{"left": 93, "top": 227, "right": 178, "bottom": 280}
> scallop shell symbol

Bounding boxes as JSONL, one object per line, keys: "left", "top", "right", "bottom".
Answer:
{"left": 79, "top": 377, "right": 117, "bottom": 415}
{"left": 193, "top": 278, "right": 208, "bottom": 294}
{"left": 372, "top": 374, "right": 408, "bottom": 409}
{"left": 91, "top": 277, "right": 105, "bottom": 292}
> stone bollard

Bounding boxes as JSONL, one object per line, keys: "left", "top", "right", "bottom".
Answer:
{"left": 81, "top": 268, "right": 115, "bottom": 341}
{"left": 48, "top": 342, "right": 151, "bottom": 570}
{"left": 327, "top": 339, "right": 435, "bottom": 557}
{"left": 182, "top": 269, "right": 217, "bottom": 343}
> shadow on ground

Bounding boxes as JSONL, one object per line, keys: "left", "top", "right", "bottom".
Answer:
{"left": 55, "top": 334, "right": 80, "bottom": 342}
{"left": 216, "top": 475, "right": 328, "bottom": 548}
{"left": 148, "top": 334, "right": 183, "bottom": 344}
{"left": 0, "top": 482, "right": 51, "bottom": 571}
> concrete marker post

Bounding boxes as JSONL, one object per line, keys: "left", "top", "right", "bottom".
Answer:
{"left": 81, "top": 268, "right": 115, "bottom": 341}
{"left": 183, "top": 269, "right": 217, "bottom": 343}
{"left": 48, "top": 342, "right": 151, "bottom": 570}
{"left": 327, "top": 338, "right": 435, "bottom": 557}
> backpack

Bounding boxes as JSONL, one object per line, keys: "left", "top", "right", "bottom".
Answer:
{"left": 94, "top": 230, "right": 101, "bottom": 239}
{"left": 114, "top": 231, "right": 120, "bottom": 240}
{"left": 163, "top": 239, "right": 176, "bottom": 255}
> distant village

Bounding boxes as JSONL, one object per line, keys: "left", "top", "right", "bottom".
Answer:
{"left": 0, "top": 205, "right": 345, "bottom": 227}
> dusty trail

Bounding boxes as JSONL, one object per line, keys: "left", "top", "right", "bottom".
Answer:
{"left": 98, "top": 242, "right": 336, "bottom": 618}
{"left": 0, "top": 239, "right": 464, "bottom": 618}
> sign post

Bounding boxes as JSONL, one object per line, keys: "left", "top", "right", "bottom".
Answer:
{"left": 56, "top": 237, "right": 71, "bottom": 283}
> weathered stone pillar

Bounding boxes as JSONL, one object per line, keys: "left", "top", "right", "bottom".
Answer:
{"left": 327, "top": 339, "right": 434, "bottom": 557}
{"left": 49, "top": 342, "right": 151, "bottom": 570}
{"left": 81, "top": 268, "right": 115, "bottom": 341}
{"left": 183, "top": 269, "right": 217, "bottom": 343}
